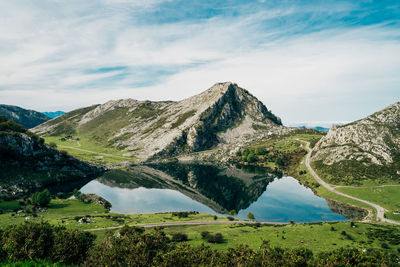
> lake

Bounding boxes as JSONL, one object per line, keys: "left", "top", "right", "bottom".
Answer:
{"left": 80, "top": 163, "right": 347, "bottom": 223}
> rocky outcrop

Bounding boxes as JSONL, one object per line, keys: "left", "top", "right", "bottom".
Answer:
{"left": 33, "top": 82, "right": 290, "bottom": 162}
{"left": 0, "top": 104, "right": 50, "bottom": 129}
{"left": 326, "top": 199, "right": 368, "bottom": 221}
{"left": 0, "top": 118, "right": 103, "bottom": 198}
{"left": 311, "top": 102, "right": 400, "bottom": 183}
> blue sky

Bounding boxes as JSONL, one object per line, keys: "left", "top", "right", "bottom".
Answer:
{"left": 0, "top": 0, "right": 399, "bottom": 124}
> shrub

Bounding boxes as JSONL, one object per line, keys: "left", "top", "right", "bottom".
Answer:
{"left": 171, "top": 232, "right": 188, "bottom": 242}
{"left": 246, "top": 212, "right": 255, "bottom": 220}
{"left": 31, "top": 189, "right": 51, "bottom": 207}
{"left": 200, "top": 232, "right": 224, "bottom": 244}
{"left": 172, "top": 211, "right": 189, "bottom": 218}
{"left": 0, "top": 221, "right": 95, "bottom": 265}
{"left": 381, "top": 243, "right": 389, "bottom": 249}
{"left": 247, "top": 153, "right": 256, "bottom": 163}
{"left": 229, "top": 210, "right": 237, "bottom": 216}
{"left": 49, "top": 142, "right": 57, "bottom": 149}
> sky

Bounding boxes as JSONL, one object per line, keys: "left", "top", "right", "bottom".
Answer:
{"left": 0, "top": 0, "right": 399, "bottom": 125}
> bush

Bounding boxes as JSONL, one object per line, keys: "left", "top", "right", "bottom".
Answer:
{"left": 0, "top": 221, "right": 95, "bottom": 265}
{"left": 246, "top": 212, "right": 255, "bottom": 220}
{"left": 247, "top": 153, "right": 256, "bottom": 163}
{"left": 171, "top": 232, "right": 188, "bottom": 242}
{"left": 49, "top": 142, "right": 57, "bottom": 149}
{"left": 31, "top": 189, "right": 51, "bottom": 207}
{"left": 172, "top": 211, "right": 189, "bottom": 218}
{"left": 201, "top": 231, "right": 210, "bottom": 239}
{"left": 201, "top": 232, "right": 224, "bottom": 244}
{"left": 381, "top": 243, "right": 389, "bottom": 249}
{"left": 229, "top": 210, "right": 237, "bottom": 216}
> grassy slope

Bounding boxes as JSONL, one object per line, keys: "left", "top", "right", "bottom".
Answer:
{"left": 337, "top": 186, "right": 400, "bottom": 221}
{"left": 163, "top": 222, "right": 400, "bottom": 253}
{"left": 44, "top": 136, "right": 132, "bottom": 164}
{"left": 232, "top": 130, "right": 323, "bottom": 170}
{"left": 1, "top": 198, "right": 399, "bottom": 255}
{"left": 311, "top": 159, "right": 400, "bottom": 186}
{"left": 42, "top": 104, "right": 168, "bottom": 164}
{"left": 0, "top": 198, "right": 226, "bottom": 231}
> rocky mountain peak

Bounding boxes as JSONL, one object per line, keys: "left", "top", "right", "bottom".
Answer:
{"left": 33, "top": 82, "right": 288, "bottom": 162}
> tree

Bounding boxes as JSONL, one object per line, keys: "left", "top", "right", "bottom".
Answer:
{"left": 229, "top": 210, "right": 237, "bottom": 216}
{"left": 275, "top": 157, "right": 284, "bottom": 167}
{"left": 32, "top": 189, "right": 51, "bottom": 207}
{"left": 247, "top": 152, "right": 256, "bottom": 163}
{"left": 246, "top": 212, "right": 255, "bottom": 220}
{"left": 49, "top": 142, "right": 57, "bottom": 149}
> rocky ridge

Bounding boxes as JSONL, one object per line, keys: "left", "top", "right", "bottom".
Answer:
{"left": 0, "top": 116, "right": 103, "bottom": 198}
{"left": 311, "top": 102, "right": 400, "bottom": 182}
{"left": 0, "top": 104, "right": 50, "bottom": 129}
{"left": 34, "top": 82, "right": 291, "bottom": 162}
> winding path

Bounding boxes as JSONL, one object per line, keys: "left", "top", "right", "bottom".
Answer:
{"left": 59, "top": 145, "right": 131, "bottom": 160}
{"left": 84, "top": 220, "right": 288, "bottom": 232}
{"left": 299, "top": 139, "right": 400, "bottom": 225}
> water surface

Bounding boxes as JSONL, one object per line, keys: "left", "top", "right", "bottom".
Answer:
{"left": 80, "top": 164, "right": 347, "bottom": 223}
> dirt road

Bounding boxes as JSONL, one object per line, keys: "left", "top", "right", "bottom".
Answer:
{"left": 299, "top": 139, "right": 400, "bottom": 225}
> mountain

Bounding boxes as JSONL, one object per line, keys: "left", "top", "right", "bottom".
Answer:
{"left": 0, "top": 115, "right": 103, "bottom": 198}
{"left": 33, "top": 82, "right": 290, "bottom": 162}
{"left": 43, "top": 111, "right": 66, "bottom": 118}
{"left": 311, "top": 102, "right": 400, "bottom": 184}
{"left": 0, "top": 104, "right": 50, "bottom": 129}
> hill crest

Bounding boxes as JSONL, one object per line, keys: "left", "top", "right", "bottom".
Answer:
{"left": 33, "top": 82, "right": 288, "bottom": 162}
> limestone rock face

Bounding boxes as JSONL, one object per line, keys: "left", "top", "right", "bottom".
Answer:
{"left": 33, "top": 82, "right": 288, "bottom": 162}
{"left": 0, "top": 123, "right": 103, "bottom": 196}
{"left": 311, "top": 102, "right": 400, "bottom": 166}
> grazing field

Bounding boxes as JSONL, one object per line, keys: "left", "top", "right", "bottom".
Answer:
{"left": 163, "top": 222, "right": 400, "bottom": 254}
{"left": 44, "top": 136, "right": 133, "bottom": 163}
{"left": 1, "top": 198, "right": 399, "bottom": 255}
{"left": 0, "top": 198, "right": 226, "bottom": 231}
{"left": 337, "top": 186, "right": 400, "bottom": 222}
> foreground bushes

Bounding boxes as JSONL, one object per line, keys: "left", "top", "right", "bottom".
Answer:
{"left": 1, "top": 222, "right": 399, "bottom": 266}
{"left": 0, "top": 222, "right": 95, "bottom": 265}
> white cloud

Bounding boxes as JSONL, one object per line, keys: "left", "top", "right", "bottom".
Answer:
{"left": 0, "top": 1, "right": 399, "bottom": 123}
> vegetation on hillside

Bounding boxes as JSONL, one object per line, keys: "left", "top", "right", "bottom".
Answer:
{"left": 0, "top": 222, "right": 399, "bottom": 266}
{"left": 312, "top": 158, "right": 400, "bottom": 186}
{"left": 232, "top": 130, "right": 324, "bottom": 171}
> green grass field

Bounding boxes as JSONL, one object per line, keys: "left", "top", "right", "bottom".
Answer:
{"left": 44, "top": 136, "right": 134, "bottom": 164}
{"left": 337, "top": 186, "right": 400, "bottom": 221}
{"left": 0, "top": 198, "right": 227, "bottom": 231}
{"left": 163, "top": 222, "right": 400, "bottom": 253}
{"left": 0, "top": 198, "right": 399, "bottom": 255}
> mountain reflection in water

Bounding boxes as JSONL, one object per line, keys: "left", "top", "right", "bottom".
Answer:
{"left": 80, "top": 163, "right": 347, "bottom": 223}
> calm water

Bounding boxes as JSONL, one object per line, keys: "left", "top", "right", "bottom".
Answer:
{"left": 80, "top": 164, "right": 347, "bottom": 223}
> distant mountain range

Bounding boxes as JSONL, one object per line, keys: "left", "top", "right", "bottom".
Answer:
{"left": 0, "top": 104, "right": 50, "bottom": 129}
{"left": 33, "top": 82, "right": 291, "bottom": 162}
{"left": 297, "top": 126, "right": 330, "bottom": 132}
{"left": 43, "top": 111, "right": 66, "bottom": 118}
